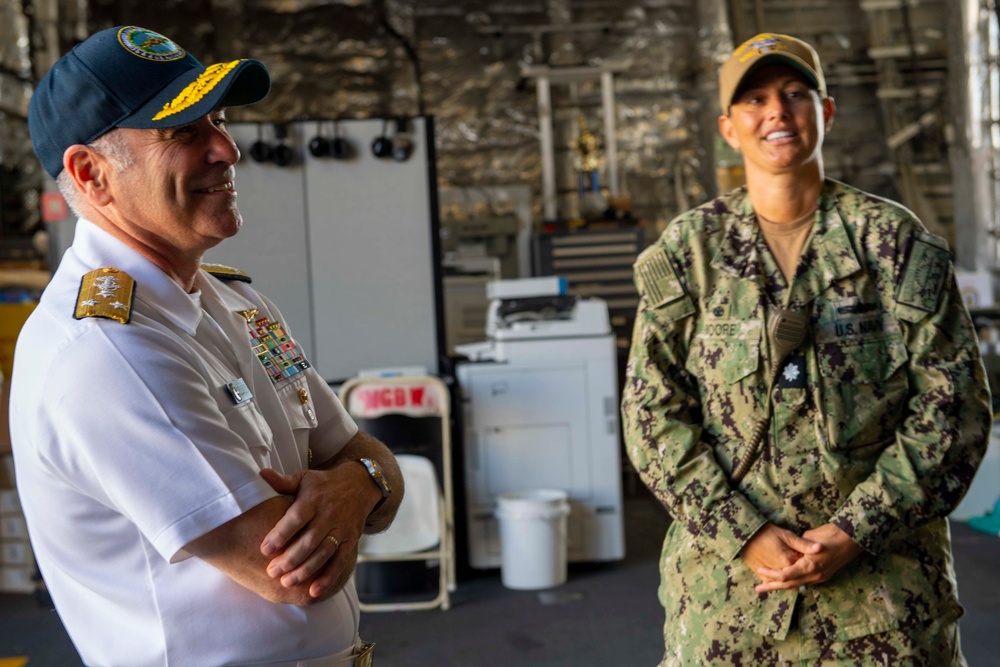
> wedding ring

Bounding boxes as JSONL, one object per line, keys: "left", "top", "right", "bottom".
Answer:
{"left": 325, "top": 534, "right": 340, "bottom": 549}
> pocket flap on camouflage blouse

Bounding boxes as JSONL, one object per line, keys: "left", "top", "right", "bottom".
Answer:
{"left": 816, "top": 319, "right": 907, "bottom": 384}
{"left": 697, "top": 318, "right": 762, "bottom": 384}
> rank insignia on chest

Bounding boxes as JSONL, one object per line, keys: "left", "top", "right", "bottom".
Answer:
{"left": 74, "top": 267, "right": 136, "bottom": 324}
{"left": 777, "top": 355, "right": 807, "bottom": 389}
{"left": 246, "top": 315, "right": 311, "bottom": 384}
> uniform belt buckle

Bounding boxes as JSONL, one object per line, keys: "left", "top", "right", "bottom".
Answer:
{"left": 355, "top": 641, "right": 375, "bottom": 667}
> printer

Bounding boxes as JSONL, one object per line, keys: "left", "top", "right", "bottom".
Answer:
{"left": 455, "top": 277, "right": 626, "bottom": 568}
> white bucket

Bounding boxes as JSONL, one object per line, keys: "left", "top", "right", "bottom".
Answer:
{"left": 494, "top": 489, "right": 571, "bottom": 590}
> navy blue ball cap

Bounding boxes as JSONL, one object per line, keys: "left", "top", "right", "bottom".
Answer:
{"left": 29, "top": 26, "right": 270, "bottom": 178}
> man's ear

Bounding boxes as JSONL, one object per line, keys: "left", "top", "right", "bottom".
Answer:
{"left": 718, "top": 114, "right": 740, "bottom": 151}
{"left": 63, "top": 145, "right": 112, "bottom": 207}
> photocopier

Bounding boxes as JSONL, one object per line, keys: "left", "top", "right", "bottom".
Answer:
{"left": 455, "top": 277, "right": 626, "bottom": 568}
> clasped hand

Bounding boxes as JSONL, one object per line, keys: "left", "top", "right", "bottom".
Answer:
{"left": 256, "top": 465, "right": 373, "bottom": 599}
{"left": 740, "top": 522, "right": 864, "bottom": 593}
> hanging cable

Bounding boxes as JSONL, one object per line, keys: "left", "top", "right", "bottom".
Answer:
{"left": 373, "top": 0, "right": 426, "bottom": 117}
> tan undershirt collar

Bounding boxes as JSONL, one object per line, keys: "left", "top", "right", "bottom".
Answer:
{"left": 756, "top": 207, "right": 817, "bottom": 283}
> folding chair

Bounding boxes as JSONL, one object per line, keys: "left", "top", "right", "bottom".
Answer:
{"left": 340, "top": 375, "right": 455, "bottom": 611}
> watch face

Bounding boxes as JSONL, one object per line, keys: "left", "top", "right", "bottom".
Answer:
{"left": 361, "top": 458, "right": 391, "bottom": 497}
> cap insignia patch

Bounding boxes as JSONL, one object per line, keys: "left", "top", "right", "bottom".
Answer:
{"left": 738, "top": 34, "right": 787, "bottom": 62}
{"left": 117, "top": 27, "right": 185, "bottom": 62}
{"left": 74, "top": 266, "right": 136, "bottom": 324}
{"left": 153, "top": 60, "right": 240, "bottom": 121}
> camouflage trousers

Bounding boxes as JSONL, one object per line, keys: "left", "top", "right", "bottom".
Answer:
{"left": 658, "top": 607, "right": 965, "bottom": 666}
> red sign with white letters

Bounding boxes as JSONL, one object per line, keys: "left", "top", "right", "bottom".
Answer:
{"left": 347, "top": 381, "right": 444, "bottom": 418}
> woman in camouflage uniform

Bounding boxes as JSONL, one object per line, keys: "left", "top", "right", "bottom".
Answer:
{"left": 622, "top": 33, "right": 991, "bottom": 666}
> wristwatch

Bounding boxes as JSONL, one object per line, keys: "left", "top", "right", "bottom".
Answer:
{"left": 358, "top": 457, "right": 391, "bottom": 512}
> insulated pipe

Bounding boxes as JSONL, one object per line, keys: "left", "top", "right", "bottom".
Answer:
{"left": 537, "top": 75, "right": 558, "bottom": 221}
{"left": 601, "top": 70, "right": 620, "bottom": 198}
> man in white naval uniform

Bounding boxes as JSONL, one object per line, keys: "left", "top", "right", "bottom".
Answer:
{"left": 10, "top": 25, "right": 402, "bottom": 667}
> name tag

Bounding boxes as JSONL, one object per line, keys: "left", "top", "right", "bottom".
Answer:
{"left": 699, "top": 318, "right": 762, "bottom": 341}
{"left": 815, "top": 313, "right": 899, "bottom": 344}
{"left": 225, "top": 377, "right": 254, "bottom": 405}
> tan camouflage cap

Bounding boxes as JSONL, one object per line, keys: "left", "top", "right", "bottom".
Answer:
{"left": 719, "top": 33, "right": 826, "bottom": 113}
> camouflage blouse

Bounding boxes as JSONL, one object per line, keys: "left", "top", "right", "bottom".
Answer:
{"left": 622, "top": 179, "right": 991, "bottom": 650}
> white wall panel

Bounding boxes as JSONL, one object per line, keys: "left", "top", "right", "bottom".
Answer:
{"left": 303, "top": 117, "right": 441, "bottom": 381}
{"left": 208, "top": 123, "right": 313, "bottom": 358}
{"left": 206, "top": 118, "right": 442, "bottom": 384}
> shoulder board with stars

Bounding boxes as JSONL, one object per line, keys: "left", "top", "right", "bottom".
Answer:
{"left": 74, "top": 267, "right": 136, "bottom": 324}
{"left": 202, "top": 263, "right": 252, "bottom": 283}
